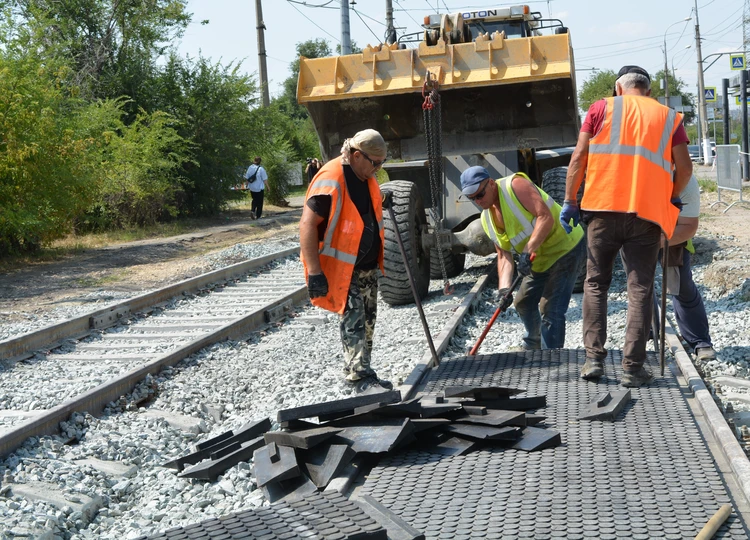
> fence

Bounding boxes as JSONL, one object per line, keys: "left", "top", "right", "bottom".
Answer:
{"left": 710, "top": 144, "right": 749, "bottom": 213}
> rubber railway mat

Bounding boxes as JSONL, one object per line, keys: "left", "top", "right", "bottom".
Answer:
{"left": 135, "top": 491, "right": 385, "bottom": 539}
{"left": 357, "top": 349, "right": 749, "bottom": 539}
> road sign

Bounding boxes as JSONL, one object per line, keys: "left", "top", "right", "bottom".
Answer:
{"left": 735, "top": 95, "right": 750, "bottom": 105}
{"left": 730, "top": 54, "right": 746, "bottom": 70}
{"left": 705, "top": 87, "right": 717, "bottom": 102}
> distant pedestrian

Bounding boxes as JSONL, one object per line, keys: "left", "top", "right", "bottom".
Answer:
{"left": 305, "top": 158, "right": 320, "bottom": 184}
{"left": 244, "top": 157, "right": 269, "bottom": 219}
{"left": 561, "top": 65, "right": 692, "bottom": 387}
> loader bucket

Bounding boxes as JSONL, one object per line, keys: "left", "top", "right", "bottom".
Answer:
{"left": 298, "top": 32, "right": 580, "bottom": 161}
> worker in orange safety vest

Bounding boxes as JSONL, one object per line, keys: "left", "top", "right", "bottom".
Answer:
{"left": 561, "top": 65, "right": 693, "bottom": 388}
{"left": 299, "top": 129, "right": 391, "bottom": 390}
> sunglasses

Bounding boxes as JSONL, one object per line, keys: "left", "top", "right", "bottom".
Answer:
{"left": 467, "top": 180, "right": 489, "bottom": 201}
{"left": 355, "top": 148, "right": 387, "bottom": 168}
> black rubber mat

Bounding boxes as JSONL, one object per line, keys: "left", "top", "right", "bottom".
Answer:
{"left": 359, "top": 350, "right": 749, "bottom": 539}
{"left": 136, "top": 491, "right": 385, "bottom": 539}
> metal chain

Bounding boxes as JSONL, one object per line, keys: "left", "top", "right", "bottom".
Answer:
{"left": 422, "top": 77, "right": 452, "bottom": 294}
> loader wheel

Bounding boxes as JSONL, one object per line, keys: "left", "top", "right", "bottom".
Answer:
{"left": 541, "top": 166, "right": 587, "bottom": 293}
{"left": 429, "top": 249, "right": 465, "bottom": 279}
{"left": 379, "top": 181, "right": 431, "bottom": 306}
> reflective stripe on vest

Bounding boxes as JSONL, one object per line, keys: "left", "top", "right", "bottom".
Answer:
{"left": 497, "top": 175, "right": 554, "bottom": 251}
{"left": 309, "top": 179, "right": 358, "bottom": 265}
{"left": 589, "top": 97, "right": 678, "bottom": 176}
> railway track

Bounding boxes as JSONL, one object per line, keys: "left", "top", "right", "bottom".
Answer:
{"left": 0, "top": 246, "right": 749, "bottom": 538}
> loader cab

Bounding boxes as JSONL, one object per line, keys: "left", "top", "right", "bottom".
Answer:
{"left": 421, "top": 5, "right": 566, "bottom": 45}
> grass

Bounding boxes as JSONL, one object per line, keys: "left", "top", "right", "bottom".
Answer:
{"left": 697, "top": 177, "right": 717, "bottom": 193}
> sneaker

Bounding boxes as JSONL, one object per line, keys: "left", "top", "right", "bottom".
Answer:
{"left": 621, "top": 367, "right": 655, "bottom": 388}
{"left": 695, "top": 347, "right": 716, "bottom": 361}
{"left": 580, "top": 358, "right": 604, "bottom": 380}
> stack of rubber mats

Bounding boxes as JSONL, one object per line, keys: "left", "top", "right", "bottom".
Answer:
{"left": 164, "top": 384, "right": 560, "bottom": 499}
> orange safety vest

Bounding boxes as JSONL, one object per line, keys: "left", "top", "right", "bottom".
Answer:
{"left": 582, "top": 95, "right": 682, "bottom": 238}
{"left": 302, "top": 156, "right": 385, "bottom": 314}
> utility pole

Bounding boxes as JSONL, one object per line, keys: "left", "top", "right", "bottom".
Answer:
{"left": 385, "top": 0, "right": 396, "bottom": 45}
{"left": 694, "top": 0, "right": 711, "bottom": 165}
{"left": 341, "top": 0, "right": 352, "bottom": 55}
{"left": 663, "top": 45, "right": 670, "bottom": 102}
{"left": 255, "top": 0, "right": 269, "bottom": 107}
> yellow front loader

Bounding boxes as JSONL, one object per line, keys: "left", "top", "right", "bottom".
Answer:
{"left": 298, "top": 6, "right": 581, "bottom": 305}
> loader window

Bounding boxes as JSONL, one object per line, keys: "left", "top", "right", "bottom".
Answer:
{"left": 467, "top": 21, "right": 527, "bottom": 40}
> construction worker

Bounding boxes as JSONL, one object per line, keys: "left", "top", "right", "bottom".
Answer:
{"left": 561, "top": 65, "right": 693, "bottom": 387}
{"left": 666, "top": 174, "right": 716, "bottom": 361}
{"left": 299, "top": 129, "right": 392, "bottom": 390}
{"left": 460, "top": 166, "right": 586, "bottom": 350}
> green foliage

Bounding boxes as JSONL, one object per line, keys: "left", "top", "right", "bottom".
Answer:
{"left": 578, "top": 70, "right": 616, "bottom": 112}
{"left": 278, "top": 39, "right": 332, "bottom": 121}
{"left": 0, "top": 17, "right": 98, "bottom": 253}
{"left": 578, "top": 69, "right": 695, "bottom": 124}
{"left": 80, "top": 102, "right": 192, "bottom": 230}
{"left": 155, "top": 54, "right": 258, "bottom": 215}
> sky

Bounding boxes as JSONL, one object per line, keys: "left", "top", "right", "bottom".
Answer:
{"left": 177, "top": 0, "right": 746, "bottom": 108}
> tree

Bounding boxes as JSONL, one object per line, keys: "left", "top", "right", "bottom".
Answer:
{"left": 277, "top": 39, "right": 333, "bottom": 121}
{"left": 577, "top": 68, "right": 695, "bottom": 124}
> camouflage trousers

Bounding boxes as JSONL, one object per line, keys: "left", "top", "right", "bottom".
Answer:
{"left": 340, "top": 268, "right": 379, "bottom": 381}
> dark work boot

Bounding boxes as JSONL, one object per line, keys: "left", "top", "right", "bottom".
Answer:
{"left": 621, "top": 366, "right": 655, "bottom": 388}
{"left": 580, "top": 358, "right": 604, "bottom": 380}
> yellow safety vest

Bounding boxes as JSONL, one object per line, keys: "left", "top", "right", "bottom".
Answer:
{"left": 480, "top": 173, "right": 583, "bottom": 273}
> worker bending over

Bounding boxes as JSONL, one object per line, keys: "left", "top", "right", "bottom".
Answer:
{"left": 460, "top": 166, "right": 585, "bottom": 350}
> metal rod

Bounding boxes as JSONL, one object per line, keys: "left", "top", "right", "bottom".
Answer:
{"left": 385, "top": 203, "right": 440, "bottom": 366}
{"left": 660, "top": 234, "right": 669, "bottom": 376}
{"left": 469, "top": 254, "right": 533, "bottom": 356}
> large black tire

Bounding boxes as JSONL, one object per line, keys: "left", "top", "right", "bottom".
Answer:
{"left": 429, "top": 249, "right": 466, "bottom": 279}
{"left": 541, "top": 166, "right": 587, "bottom": 293}
{"left": 379, "top": 181, "right": 431, "bottom": 306}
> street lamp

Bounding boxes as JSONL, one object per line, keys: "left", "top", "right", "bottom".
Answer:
{"left": 671, "top": 45, "right": 692, "bottom": 79}
{"left": 663, "top": 17, "right": 692, "bottom": 102}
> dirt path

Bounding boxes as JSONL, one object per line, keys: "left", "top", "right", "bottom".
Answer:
{"left": 0, "top": 207, "right": 302, "bottom": 324}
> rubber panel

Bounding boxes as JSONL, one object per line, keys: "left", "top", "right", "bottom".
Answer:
{"left": 136, "top": 491, "right": 385, "bottom": 540}
{"left": 359, "top": 350, "right": 749, "bottom": 539}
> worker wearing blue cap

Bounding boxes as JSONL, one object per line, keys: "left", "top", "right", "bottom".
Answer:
{"left": 460, "top": 166, "right": 586, "bottom": 349}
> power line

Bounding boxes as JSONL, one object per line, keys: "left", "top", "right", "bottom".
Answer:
{"left": 352, "top": 8, "right": 383, "bottom": 43}
{"left": 286, "top": 0, "right": 337, "bottom": 8}
{"left": 286, "top": 0, "right": 340, "bottom": 42}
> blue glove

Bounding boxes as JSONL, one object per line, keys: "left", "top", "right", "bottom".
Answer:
{"left": 559, "top": 202, "right": 580, "bottom": 234}
{"left": 671, "top": 197, "right": 684, "bottom": 210}
{"left": 517, "top": 252, "right": 533, "bottom": 276}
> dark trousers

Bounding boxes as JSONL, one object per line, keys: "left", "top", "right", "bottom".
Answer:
{"left": 583, "top": 213, "right": 662, "bottom": 371}
{"left": 672, "top": 249, "right": 713, "bottom": 352}
{"left": 250, "top": 190, "right": 264, "bottom": 219}
{"left": 514, "top": 238, "right": 586, "bottom": 349}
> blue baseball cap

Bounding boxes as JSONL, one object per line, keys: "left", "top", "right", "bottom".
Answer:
{"left": 460, "top": 166, "right": 491, "bottom": 196}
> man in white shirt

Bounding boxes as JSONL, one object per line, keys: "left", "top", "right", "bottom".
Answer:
{"left": 667, "top": 174, "right": 716, "bottom": 361}
{"left": 244, "top": 157, "right": 269, "bottom": 219}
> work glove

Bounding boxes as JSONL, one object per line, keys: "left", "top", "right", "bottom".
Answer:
{"left": 559, "top": 202, "right": 580, "bottom": 234}
{"left": 382, "top": 190, "right": 393, "bottom": 209}
{"left": 670, "top": 196, "right": 685, "bottom": 211}
{"left": 517, "top": 252, "right": 533, "bottom": 277}
{"left": 495, "top": 287, "right": 513, "bottom": 312}
{"left": 307, "top": 273, "right": 329, "bottom": 299}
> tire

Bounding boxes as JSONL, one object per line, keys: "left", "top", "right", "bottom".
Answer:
{"left": 541, "top": 166, "right": 587, "bottom": 293}
{"left": 379, "top": 181, "right": 431, "bottom": 306}
{"left": 429, "top": 249, "right": 465, "bottom": 279}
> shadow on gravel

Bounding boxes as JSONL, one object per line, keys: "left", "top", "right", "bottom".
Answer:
{"left": 691, "top": 236, "right": 721, "bottom": 266}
